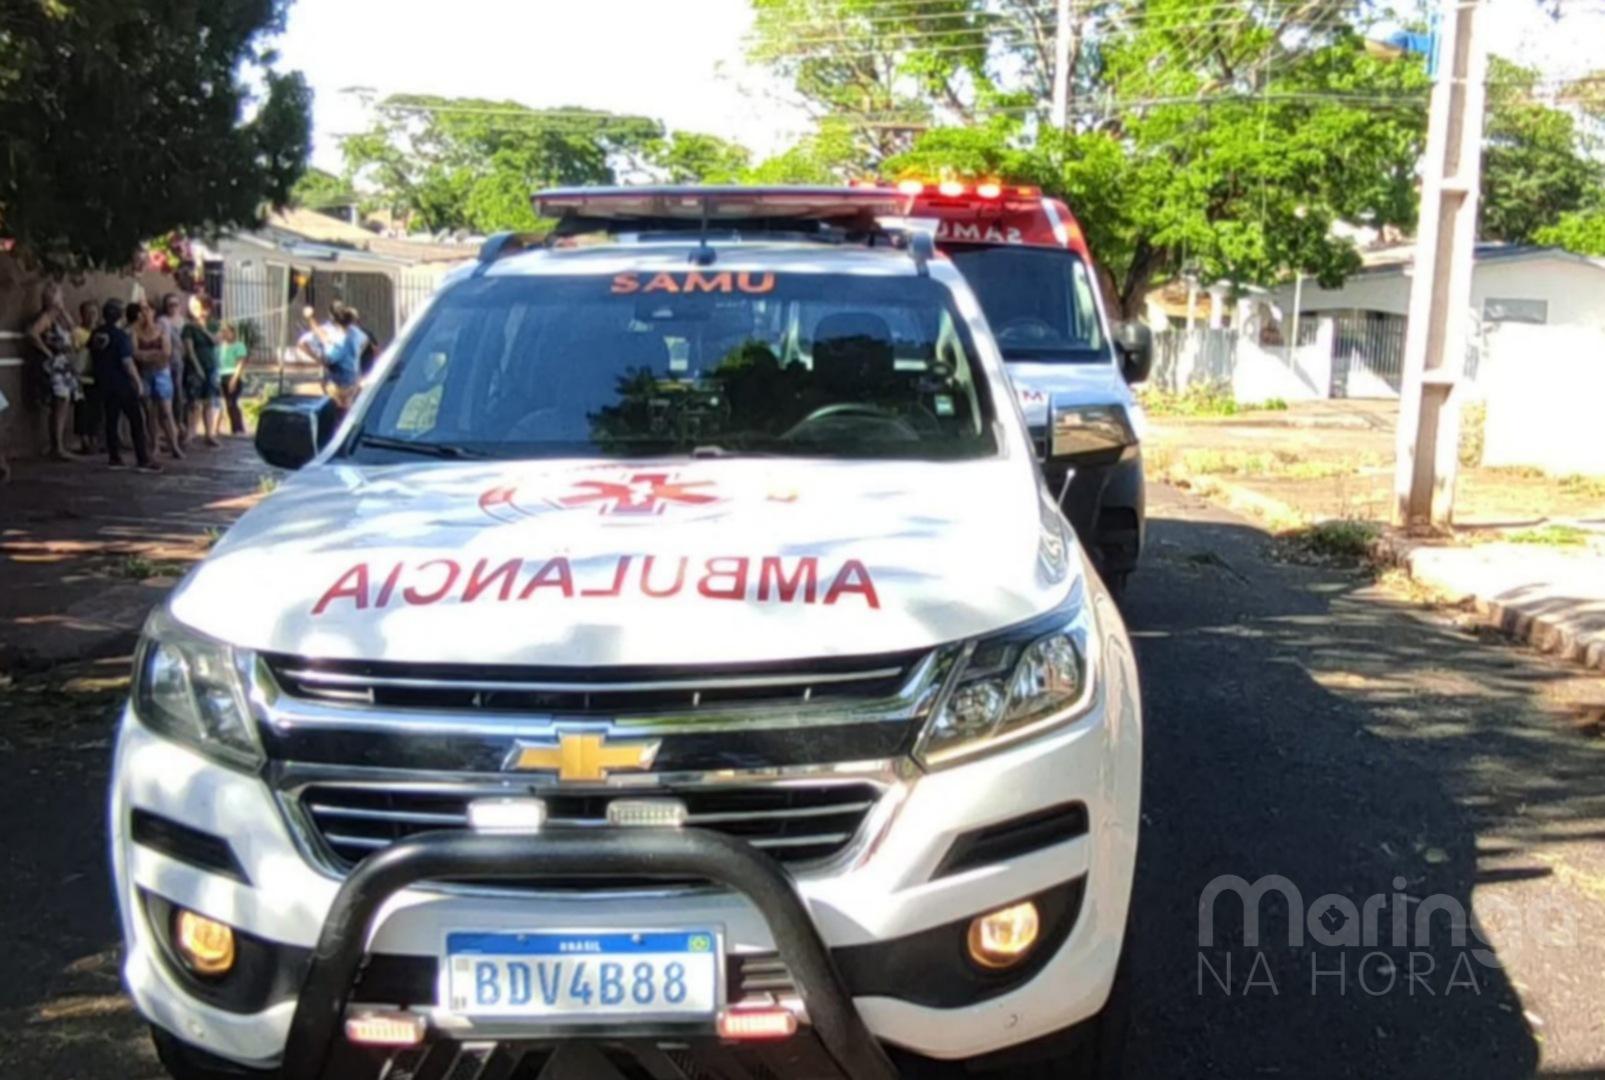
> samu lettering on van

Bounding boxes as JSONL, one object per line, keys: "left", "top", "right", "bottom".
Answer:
{"left": 610, "top": 271, "right": 776, "bottom": 295}
{"left": 311, "top": 554, "right": 880, "bottom": 615}
{"left": 934, "top": 221, "right": 1025, "bottom": 245}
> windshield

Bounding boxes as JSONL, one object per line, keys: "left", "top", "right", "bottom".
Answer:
{"left": 945, "top": 247, "right": 1109, "bottom": 363}
{"left": 350, "top": 271, "right": 996, "bottom": 462}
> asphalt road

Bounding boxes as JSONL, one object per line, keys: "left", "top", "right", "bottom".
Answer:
{"left": 2, "top": 482, "right": 1602, "bottom": 1078}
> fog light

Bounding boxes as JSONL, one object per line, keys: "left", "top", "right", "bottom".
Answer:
{"left": 966, "top": 900, "right": 1040, "bottom": 969}
{"left": 173, "top": 908, "right": 236, "bottom": 976}
{"left": 467, "top": 796, "right": 546, "bottom": 833}
{"left": 606, "top": 797, "right": 688, "bottom": 828}
{"left": 717, "top": 1006, "right": 798, "bottom": 1041}
{"left": 345, "top": 1010, "right": 427, "bottom": 1047}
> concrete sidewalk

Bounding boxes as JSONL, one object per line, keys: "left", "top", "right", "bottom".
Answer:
{"left": 1380, "top": 537, "right": 1605, "bottom": 670}
{"left": 1148, "top": 401, "right": 1605, "bottom": 672}
{"left": 0, "top": 440, "right": 267, "bottom": 673}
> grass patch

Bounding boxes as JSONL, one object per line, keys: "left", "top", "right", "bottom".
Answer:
{"left": 1139, "top": 385, "right": 1240, "bottom": 417}
{"left": 1506, "top": 524, "right": 1589, "bottom": 547}
{"left": 1278, "top": 518, "right": 1382, "bottom": 565}
{"left": 1484, "top": 464, "right": 1547, "bottom": 480}
{"left": 257, "top": 474, "right": 281, "bottom": 495}
{"left": 239, "top": 394, "right": 269, "bottom": 433}
{"left": 1173, "top": 448, "right": 1359, "bottom": 480}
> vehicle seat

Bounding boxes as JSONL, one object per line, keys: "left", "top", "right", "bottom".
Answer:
{"left": 811, "top": 313, "right": 896, "bottom": 401}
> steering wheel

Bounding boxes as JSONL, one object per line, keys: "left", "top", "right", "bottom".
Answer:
{"left": 996, "top": 317, "right": 1060, "bottom": 343}
{"left": 782, "top": 403, "right": 921, "bottom": 442}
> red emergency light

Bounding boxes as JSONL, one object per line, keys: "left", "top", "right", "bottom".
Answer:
{"left": 889, "top": 177, "right": 1090, "bottom": 258}
{"left": 534, "top": 185, "right": 910, "bottom": 223}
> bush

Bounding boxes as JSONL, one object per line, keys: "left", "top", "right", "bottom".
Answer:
{"left": 1458, "top": 402, "right": 1485, "bottom": 468}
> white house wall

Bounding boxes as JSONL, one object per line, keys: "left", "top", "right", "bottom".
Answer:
{"left": 1269, "top": 255, "right": 1605, "bottom": 331}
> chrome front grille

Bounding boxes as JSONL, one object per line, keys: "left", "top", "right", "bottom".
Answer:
{"left": 263, "top": 652, "right": 925, "bottom": 716}
{"left": 299, "top": 782, "right": 885, "bottom": 873}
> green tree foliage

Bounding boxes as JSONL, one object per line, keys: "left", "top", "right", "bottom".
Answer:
{"left": 746, "top": 122, "right": 864, "bottom": 183}
{"left": 887, "top": 6, "right": 1428, "bottom": 314}
{"left": 747, "top": 0, "right": 991, "bottom": 162}
{"left": 343, "top": 96, "right": 664, "bottom": 233}
{"left": 648, "top": 133, "right": 752, "bottom": 184}
{"left": 1534, "top": 210, "right": 1605, "bottom": 256}
{"left": 1481, "top": 58, "right": 1601, "bottom": 244}
{"left": 0, "top": 0, "right": 311, "bottom": 270}
{"left": 290, "top": 167, "right": 356, "bottom": 211}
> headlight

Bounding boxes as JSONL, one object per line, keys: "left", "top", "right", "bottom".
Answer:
{"left": 133, "top": 606, "right": 264, "bottom": 770}
{"left": 916, "top": 585, "right": 1096, "bottom": 768}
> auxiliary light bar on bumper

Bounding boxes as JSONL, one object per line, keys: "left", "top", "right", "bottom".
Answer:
{"left": 279, "top": 828, "right": 899, "bottom": 1080}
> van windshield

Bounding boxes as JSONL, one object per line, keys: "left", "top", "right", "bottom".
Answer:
{"left": 349, "top": 272, "right": 996, "bottom": 462}
{"left": 945, "top": 247, "right": 1109, "bottom": 363}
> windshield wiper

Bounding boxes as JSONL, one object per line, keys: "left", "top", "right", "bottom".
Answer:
{"left": 354, "top": 433, "right": 484, "bottom": 460}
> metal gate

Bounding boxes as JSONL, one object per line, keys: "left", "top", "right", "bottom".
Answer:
{"left": 220, "top": 258, "right": 291, "bottom": 363}
{"left": 1328, "top": 310, "right": 1406, "bottom": 398}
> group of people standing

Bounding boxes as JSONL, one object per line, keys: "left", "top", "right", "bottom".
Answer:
{"left": 20, "top": 283, "right": 250, "bottom": 474}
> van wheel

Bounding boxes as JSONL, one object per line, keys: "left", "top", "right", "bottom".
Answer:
{"left": 151, "top": 1026, "right": 281, "bottom": 1080}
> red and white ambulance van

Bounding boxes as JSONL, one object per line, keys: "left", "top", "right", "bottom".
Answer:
{"left": 897, "top": 180, "right": 1151, "bottom": 592}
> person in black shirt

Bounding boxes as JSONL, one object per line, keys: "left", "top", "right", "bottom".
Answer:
{"left": 90, "top": 299, "right": 158, "bottom": 472}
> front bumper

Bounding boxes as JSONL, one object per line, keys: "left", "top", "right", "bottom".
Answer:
{"left": 111, "top": 629, "right": 1140, "bottom": 1075}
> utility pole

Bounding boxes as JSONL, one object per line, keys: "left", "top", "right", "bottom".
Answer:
{"left": 1051, "top": 0, "right": 1072, "bottom": 129}
{"left": 1393, "top": 0, "right": 1486, "bottom": 531}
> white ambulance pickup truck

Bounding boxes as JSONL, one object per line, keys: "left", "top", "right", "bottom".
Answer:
{"left": 109, "top": 186, "right": 1143, "bottom": 1080}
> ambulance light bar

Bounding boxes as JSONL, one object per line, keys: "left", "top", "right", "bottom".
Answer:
{"left": 893, "top": 179, "right": 1043, "bottom": 201}
{"left": 534, "top": 185, "right": 910, "bottom": 223}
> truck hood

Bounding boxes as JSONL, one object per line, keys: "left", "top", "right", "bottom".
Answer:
{"left": 171, "top": 457, "right": 1076, "bottom": 667}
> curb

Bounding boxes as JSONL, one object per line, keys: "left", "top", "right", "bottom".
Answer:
{"left": 1374, "top": 535, "right": 1605, "bottom": 673}
{"left": 1171, "top": 467, "right": 1605, "bottom": 675}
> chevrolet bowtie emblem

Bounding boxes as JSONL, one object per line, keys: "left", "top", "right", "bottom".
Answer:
{"left": 504, "top": 732, "right": 661, "bottom": 783}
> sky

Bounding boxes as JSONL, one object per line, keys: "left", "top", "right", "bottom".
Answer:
{"left": 272, "top": 0, "right": 813, "bottom": 174}
{"left": 273, "top": 0, "right": 1605, "bottom": 177}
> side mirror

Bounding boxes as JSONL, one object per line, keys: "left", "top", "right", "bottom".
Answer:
{"left": 1113, "top": 321, "right": 1154, "bottom": 385}
{"left": 255, "top": 395, "right": 341, "bottom": 471}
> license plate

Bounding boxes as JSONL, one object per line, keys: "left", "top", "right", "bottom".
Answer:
{"left": 443, "top": 930, "right": 721, "bottom": 1021}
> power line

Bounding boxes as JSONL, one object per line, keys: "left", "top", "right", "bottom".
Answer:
{"left": 760, "top": 5, "right": 1353, "bottom": 56}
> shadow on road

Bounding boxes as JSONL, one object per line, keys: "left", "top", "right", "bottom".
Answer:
{"left": 1123, "top": 501, "right": 1604, "bottom": 1078}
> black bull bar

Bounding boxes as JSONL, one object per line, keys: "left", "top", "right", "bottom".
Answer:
{"left": 280, "top": 827, "right": 901, "bottom": 1080}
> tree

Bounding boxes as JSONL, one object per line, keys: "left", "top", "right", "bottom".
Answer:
{"left": 1480, "top": 58, "right": 1602, "bottom": 244}
{"left": 649, "top": 133, "right": 751, "bottom": 184}
{"left": 291, "top": 167, "right": 357, "bottom": 211}
{"left": 0, "top": 0, "right": 311, "bottom": 270}
{"left": 883, "top": 5, "right": 1429, "bottom": 315}
{"left": 342, "top": 96, "right": 663, "bottom": 234}
{"left": 747, "top": 0, "right": 991, "bottom": 164}
{"left": 1534, "top": 210, "right": 1605, "bottom": 256}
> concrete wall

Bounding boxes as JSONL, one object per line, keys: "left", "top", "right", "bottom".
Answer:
{"left": 0, "top": 254, "right": 176, "bottom": 458}
{"left": 1269, "top": 254, "right": 1605, "bottom": 331}
{"left": 1479, "top": 323, "right": 1605, "bottom": 476}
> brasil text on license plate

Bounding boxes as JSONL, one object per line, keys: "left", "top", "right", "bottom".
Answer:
{"left": 444, "top": 930, "right": 721, "bottom": 1020}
